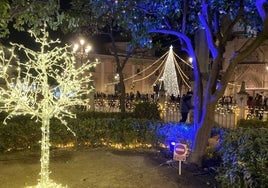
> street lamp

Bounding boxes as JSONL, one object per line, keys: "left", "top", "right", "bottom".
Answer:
{"left": 73, "top": 38, "right": 95, "bottom": 111}
{"left": 188, "top": 57, "right": 193, "bottom": 63}
{"left": 73, "top": 39, "right": 92, "bottom": 65}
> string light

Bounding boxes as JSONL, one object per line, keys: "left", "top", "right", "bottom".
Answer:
{"left": 0, "top": 26, "right": 97, "bottom": 187}
{"left": 105, "top": 47, "right": 192, "bottom": 92}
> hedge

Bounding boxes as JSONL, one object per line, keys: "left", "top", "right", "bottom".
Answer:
{"left": 217, "top": 127, "right": 268, "bottom": 188}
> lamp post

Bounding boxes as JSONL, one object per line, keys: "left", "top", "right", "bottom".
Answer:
{"left": 73, "top": 38, "right": 95, "bottom": 111}
{"left": 73, "top": 39, "right": 92, "bottom": 66}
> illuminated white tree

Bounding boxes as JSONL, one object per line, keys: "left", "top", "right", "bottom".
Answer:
{"left": 162, "top": 46, "right": 180, "bottom": 96}
{"left": 0, "top": 26, "right": 96, "bottom": 187}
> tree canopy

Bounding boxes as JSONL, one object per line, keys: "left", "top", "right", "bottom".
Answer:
{"left": 0, "top": 0, "right": 65, "bottom": 38}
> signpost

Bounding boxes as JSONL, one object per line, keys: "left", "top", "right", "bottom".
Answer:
{"left": 173, "top": 143, "right": 187, "bottom": 175}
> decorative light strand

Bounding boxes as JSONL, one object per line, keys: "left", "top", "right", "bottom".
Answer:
{"left": 105, "top": 46, "right": 192, "bottom": 92}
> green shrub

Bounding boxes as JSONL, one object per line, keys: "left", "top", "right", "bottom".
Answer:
{"left": 237, "top": 119, "right": 268, "bottom": 128}
{"left": 217, "top": 128, "right": 268, "bottom": 187}
{"left": 0, "top": 112, "right": 159, "bottom": 152}
{"left": 0, "top": 120, "right": 40, "bottom": 152}
{"left": 132, "top": 101, "right": 161, "bottom": 120}
{"left": 50, "top": 119, "right": 76, "bottom": 148}
{"left": 69, "top": 118, "right": 157, "bottom": 148}
{"left": 73, "top": 111, "right": 135, "bottom": 120}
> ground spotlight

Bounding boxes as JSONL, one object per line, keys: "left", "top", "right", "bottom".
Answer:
{"left": 169, "top": 141, "right": 176, "bottom": 153}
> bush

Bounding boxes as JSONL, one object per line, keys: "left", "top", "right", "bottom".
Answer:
{"left": 68, "top": 118, "right": 158, "bottom": 148}
{"left": 0, "top": 120, "right": 40, "bottom": 152}
{"left": 0, "top": 111, "right": 198, "bottom": 155}
{"left": 236, "top": 119, "right": 268, "bottom": 128}
{"left": 132, "top": 101, "right": 161, "bottom": 120}
{"left": 73, "top": 111, "right": 135, "bottom": 120}
{"left": 0, "top": 113, "right": 159, "bottom": 152}
{"left": 217, "top": 128, "right": 268, "bottom": 187}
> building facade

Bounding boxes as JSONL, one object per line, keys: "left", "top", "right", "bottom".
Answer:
{"left": 92, "top": 54, "right": 158, "bottom": 95}
{"left": 223, "top": 38, "right": 268, "bottom": 99}
{"left": 90, "top": 37, "right": 268, "bottom": 101}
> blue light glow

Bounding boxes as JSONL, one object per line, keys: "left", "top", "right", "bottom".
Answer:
{"left": 256, "top": 0, "right": 266, "bottom": 21}
{"left": 149, "top": 29, "right": 199, "bottom": 150}
{"left": 169, "top": 141, "right": 176, "bottom": 153}
{"left": 156, "top": 122, "right": 195, "bottom": 149}
{"left": 198, "top": 3, "right": 218, "bottom": 59}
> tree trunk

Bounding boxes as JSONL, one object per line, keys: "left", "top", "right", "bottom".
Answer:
{"left": 40, "top": 117, "right": 50, "bottom": 185}
{"left": 188, "top": 102, "right": 216, "bottom": 165}
{"left": 118, "top": 70, "right": 126, "bottom": 113}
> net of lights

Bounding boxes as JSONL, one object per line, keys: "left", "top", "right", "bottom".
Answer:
{"left": 215, "top": 103, "right": 237, "bottom": 115}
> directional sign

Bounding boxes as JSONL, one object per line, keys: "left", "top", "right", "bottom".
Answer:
{"left": 173, "top": 143, "right": 187, "bottom": 161}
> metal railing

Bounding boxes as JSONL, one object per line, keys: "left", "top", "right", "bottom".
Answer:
{"left": 91, "top": 98, "right": 267, "bottom": 129}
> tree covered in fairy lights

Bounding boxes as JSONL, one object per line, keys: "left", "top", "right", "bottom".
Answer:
{"left": 70, "top": 0, "right": 268, "bottom": 165}
{"left": 0, "top": 26, "right": 96, "bottom": 187}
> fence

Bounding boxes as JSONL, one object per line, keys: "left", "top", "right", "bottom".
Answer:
{"left": 214, "top": 104, "right": 237, "bottom": 129}
{"left": 162, "top": 103, "right": 237, "bottom": 128}
{"left": 93, "top": 98, "right": 267, "bottom": 129}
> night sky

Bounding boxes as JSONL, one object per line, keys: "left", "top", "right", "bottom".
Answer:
{"left": 1, "top": 0, "right": 185, "bottom": 59}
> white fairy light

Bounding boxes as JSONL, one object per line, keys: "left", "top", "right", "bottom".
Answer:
{"left": 80, "top": 39, "right": 85, "bottom": 46}
{"left": 0, "top": 26, "right": 97, "bottom": 187}
{"left": 189, "top": 57, "right": 193, "bottom": 63}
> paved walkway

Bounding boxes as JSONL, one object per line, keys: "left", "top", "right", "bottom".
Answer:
{"left": 0, "top": 148, "right": 217, "bottom": 188}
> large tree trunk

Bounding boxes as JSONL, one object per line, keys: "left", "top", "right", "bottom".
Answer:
{"left": 188, "top": 102, "right": 216, "bottom": 165}
{"left": 40, "top": 117, "right": 50, "bottom": 185}
{"left": 118, "top": 70, "right": 126, "bottom": 113}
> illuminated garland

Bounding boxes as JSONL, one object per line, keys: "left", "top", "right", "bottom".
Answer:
{"left": 105, "top": 46, "right": 193, "bottom": 94}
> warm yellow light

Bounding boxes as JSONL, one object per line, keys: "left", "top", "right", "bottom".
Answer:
{"left": 80, "top": 39, "right": 85, "bottom": 46}
{"left": 85, "top": 45, "right": 92, "bottom": 53}
{"left": 73, "top": 44, "right": 79, "bottom": 52}
{"left": 0, "top": 27, "right": 97, "bottom": 188}
{"left": 189, "top": 57, "right": 193, "bottom": 63}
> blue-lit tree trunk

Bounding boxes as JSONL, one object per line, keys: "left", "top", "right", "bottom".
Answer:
{"left": 189, "top": 102, "right": 217, "bottom": 164}
{"left": 150, "top": 0, "right": 268, "bottom": 165}
{"left": 188, "top": 0, "right": 268, "bottom": 165}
